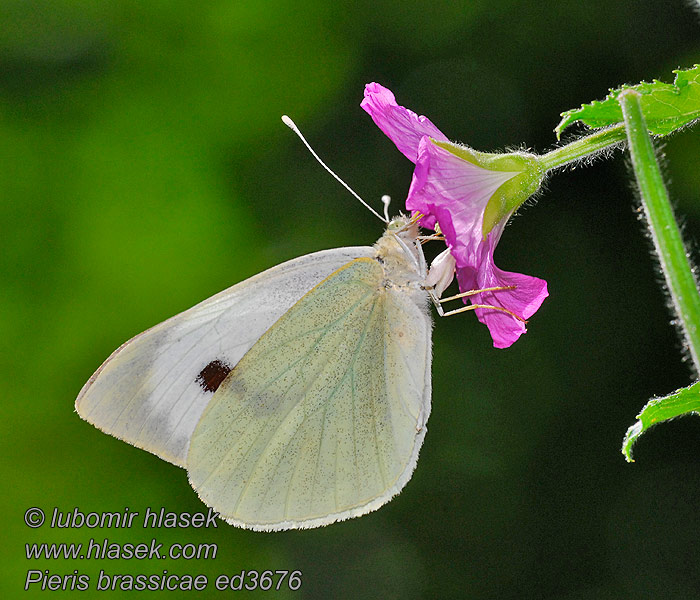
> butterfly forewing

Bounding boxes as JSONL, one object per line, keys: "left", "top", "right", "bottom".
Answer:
{"left": 186, "top": 256, "right": 431, "bottom": 530}
{"left": 75, "top": 247, "right": 373, "bottom": 467}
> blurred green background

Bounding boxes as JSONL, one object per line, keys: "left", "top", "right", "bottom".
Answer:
{"left": 3, "top": 1, "right": 700, "bottom": 598}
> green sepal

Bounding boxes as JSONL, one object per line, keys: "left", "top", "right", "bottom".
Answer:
{"left": 556, "top": 65, "right": 700, "bottom": 140}
{"left": 433, "top": 140, "right": 544, "bottom": 236}
{"left": 622, "top": 380, "right": 700, "bottom": 462}
{"left": 482, "top": 166, "right": 544, "bottom": 236}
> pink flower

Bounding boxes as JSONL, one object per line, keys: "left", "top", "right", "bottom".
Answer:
{"left": 361, "top": 83, "right": 548, "bottom": 348}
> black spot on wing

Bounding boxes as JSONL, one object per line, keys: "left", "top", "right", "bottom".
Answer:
{"left": 196, "top": 359, "right": 232, "bottom": 393}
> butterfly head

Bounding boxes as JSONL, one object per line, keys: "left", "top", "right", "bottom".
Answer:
{"left": 376, "top": 214, "right": 426, "bottom": 283}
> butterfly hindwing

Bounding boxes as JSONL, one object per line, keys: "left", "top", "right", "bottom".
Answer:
{"left": 186, "top": 256, "right": 432, "bottom": 530}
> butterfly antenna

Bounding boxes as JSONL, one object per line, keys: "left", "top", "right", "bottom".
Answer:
{"left": 282, "top": 115, "right": 388, "bottom": 223}
{"left": 381, "top": 195, "right": 391, "bottom": 222}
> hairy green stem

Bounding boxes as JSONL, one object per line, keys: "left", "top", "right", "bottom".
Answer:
{"left": 539, "top": 125, "right": 627, "bottom": 172}
{"left": 619, "top": 89, "right": 700, "bottom": 373}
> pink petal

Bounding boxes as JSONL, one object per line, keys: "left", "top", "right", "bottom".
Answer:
{"left": 457, "top": 266, "right": 549, "bottom": 348}
{"left": 457, "top": 252, "right": 549, "bottom": 349}
{"left": 361, "top": 83, "right": 448, "bottom": 162}
{"left": 407, "top": 137, "right": 518, "bottom": 265}
{"left": 362, "top": 84, "right": 548, "bottom": 348}
{"left": 409, "top": 138, "right": 548, "bottom": 348}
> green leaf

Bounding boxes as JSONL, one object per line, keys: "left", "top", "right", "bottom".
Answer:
{"left": 556, "top": 65, "right": 700, "bottom": 139}
{"left": 622, "top": 380, "right": 700, "bottom": 462}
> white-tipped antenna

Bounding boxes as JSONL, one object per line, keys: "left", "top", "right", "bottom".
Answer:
{"left": 381, "top": 195, "right": 391, "bottom": 222}
{"left": 282, "top": 115, "right": 388, "bottom": 223}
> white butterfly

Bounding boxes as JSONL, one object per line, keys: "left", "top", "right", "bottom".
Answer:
{"left": 76, "top": 214, "right": 435, "bottom": 531}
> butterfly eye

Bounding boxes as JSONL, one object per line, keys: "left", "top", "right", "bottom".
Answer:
{"left": 387, "top": 217, "right": 406, "bottom": 231}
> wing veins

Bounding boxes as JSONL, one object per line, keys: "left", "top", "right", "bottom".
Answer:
{"left": 193, "top": 288, "right": 373, "bottom": 471}
{"left": 370, "top": 305, "right": 388, "bottom": 492}
{"left": 247, "top": 279, "right": 375, "bottom": 362}
{"left": 123, "top": 321, "right": 218, "bottom": 443}
{"left": 86, "top": 257, "right": 370, "bottom": 436}
{"left": 205, "top": 292, "right": 375, "bottom": 515}
{"left": 308, "top": 297, "right": 379, "bottom": 512}
{"left": 258, "top": 294, "right": 378, "bottom": 521}
{"left": 351, "top": 368, "right": 360, "bottom": 502}
{"left": 241, "top": 293, "right": 378, "bottom": 520}
{"left": 386, "top": 323, "right": 422, "bottom": 422}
